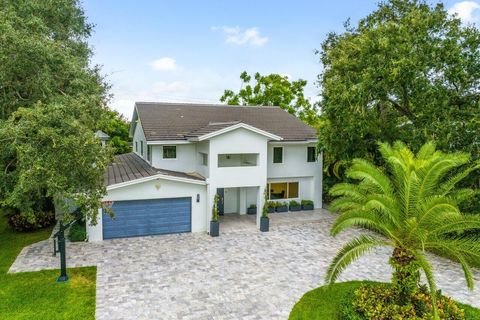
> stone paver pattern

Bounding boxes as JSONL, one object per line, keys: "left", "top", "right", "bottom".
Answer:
{"left": 9, "top": 210, "right": 480, "bottom": 319}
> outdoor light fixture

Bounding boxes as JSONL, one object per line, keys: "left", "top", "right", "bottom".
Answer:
{"left": 196, "top": 194, "right": 200, "bottom": 202}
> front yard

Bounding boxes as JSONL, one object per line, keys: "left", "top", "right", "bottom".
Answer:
{"left": 0, "top": 214, "right": 96, "bottom": 320}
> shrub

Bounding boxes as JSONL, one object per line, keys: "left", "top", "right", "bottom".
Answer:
{"left": 267, "top": 201, "right": 276, "bottom": 208}
{"left": 289, "top": 200, "right": 300, "bottom": 206}
{"left": 276, "top": 201, "right": 287, "bottom": 207}
{"left": 68, "top": 220, "right": 86, "bottom": 242}
{"left": 301, "top": 200, "right": 314, "bottom": 206}
{"left": 341, "top": 284, "right": 465, "bottom": 320}
{"left": 7, "top": 210, "right": 55, "bottom": 232}
{"left": 248, "top": 204, "right": 256, "bottom": 209}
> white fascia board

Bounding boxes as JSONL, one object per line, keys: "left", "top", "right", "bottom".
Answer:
{"left": 106, "top": 173, "right": 206, "bottom": 191}
{"left": 190, "top": 123, "right": 283, "bottom": 142}
{"left": 269, "top": 139, "right": 318, "bottom": 144}
{"left": 147, "top": 140, "right": 192, "bottom": 145}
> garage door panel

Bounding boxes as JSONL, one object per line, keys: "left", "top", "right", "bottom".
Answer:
{"left": 103, "top": 197, "right": 191, "bottom": 239}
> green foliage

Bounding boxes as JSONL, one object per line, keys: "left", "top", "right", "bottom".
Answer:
{"left": 248, "top": 204, "right": 257, "bottom": 209}
{"left": 262, "top": 188, "right": 269, "bottom": 218}
{"left": 301, "top": 200, "right": 314, "bottom": 206}
{"left": 289, "top": 200, "right": 300, "bottom": 207}
{"left": 327, "top": 141, "right": 480, "bottom": 319}
{"left": 317, "top": 0, "right": 480, "bottom": 202}
{"left": 267, "top": 201, "right": 276, "bottom": 208}
{"left": 6, "top": 210, "right": 55, "bottom": 232}
{"left": 347, "top": 284, "right": 465, "bottom": 320}
{"left": 212, "top": 194, "right": 219, "bottom": 222}
{"left": 0, "top": 102, "right": 112, "bottom": 223}
{"left": 289, "top": 281, "right": 480, "bottom": 320}
{"left": 221, "top": 71, "right": 320, "bottom": 127}
{"left": 98, "top": 109, "right": 131, "bottom": 155}
{"left": 0, "top": 0, "right": 113, "bottom": 223}
{"left": 68, "top": 220, "right": 86, "bottom": 242}
{"left": 275, "top": 201, "right": 287, "bottom": 208}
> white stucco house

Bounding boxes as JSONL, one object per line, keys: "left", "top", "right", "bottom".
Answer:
{"left": 87, "top": 102, "right": 322, "bottom": 241}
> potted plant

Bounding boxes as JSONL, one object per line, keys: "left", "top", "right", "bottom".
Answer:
{"left": 289, "top": 200, "right": 301, "bottom": 211}
{"left": 260, "top": 189, "right": 269, "bottom": 232}
{"left": 275, "top": 201, "right": 288, "bottom": 212}
{"left": 210, "top": 194, "right": 220, "bottom": 237}
{"left": 247, "top": 204, "right": 257, "bottom": 215}
{"left": 267, "top": 201, "right": 276, "bottom": 213}
{"left": 301, "top": 199, "right": 314, "bottom": 210}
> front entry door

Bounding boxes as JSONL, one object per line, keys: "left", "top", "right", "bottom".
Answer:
{"left": 216, "top": 188, "right": 224, "bottom": 215}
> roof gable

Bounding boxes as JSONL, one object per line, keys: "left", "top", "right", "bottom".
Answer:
{"left": 187, "top": 122, "right": 282, "bottom": 141}
{"left": 134, "top": 102, "right": 317, "bottom": 142}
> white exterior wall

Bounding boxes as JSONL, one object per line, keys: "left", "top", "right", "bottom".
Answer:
{"left": 133, "top": 121, "right": 147, "bottom": 160}
{"left": 86, "top": 178, "right": 207, "bottom": 241}
{"left": 150, "top": 144, "right": 197, "bottom": 172}
{"left": 206, "top": 128, "right": 269, "bottom": 230}
{"left": 195, "top": 141, "right": 209, "bottom": 178}
{"left": 267, "top": 143, "right": 322, "bottom": 208}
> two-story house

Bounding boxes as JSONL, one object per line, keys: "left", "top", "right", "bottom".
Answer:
{"left": 87, "top": 102, "right": 322, "bottom": 241}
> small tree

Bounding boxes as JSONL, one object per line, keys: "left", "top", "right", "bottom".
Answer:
{"left": 326, "top": 141, "right": 480, "bottom": 319}
{"left": 211, "top": 194, "right": 219, "bottom": 222}
{"left": 262, "top": 188, "right": 269, "bottom": 219}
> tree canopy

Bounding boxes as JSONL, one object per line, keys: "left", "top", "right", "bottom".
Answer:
{"left": 221, "top": 71, "right": 320, "bottom": 127}
{"left": 0, "top": 0, "right": 113, "bottom": 222}
{"left": 318, "top": 0, "right": 480, "bottom": 179}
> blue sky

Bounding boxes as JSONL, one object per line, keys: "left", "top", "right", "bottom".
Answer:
{"left": 82, "top": 0, "right": 480, "bottom": 118}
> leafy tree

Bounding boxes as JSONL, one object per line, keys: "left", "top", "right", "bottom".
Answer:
{"left": 0, "top": 0, "right": 112, "bottom": 223}
{"left": 326, "top": 141, "right": 480, "bottom": 319}
{"left": 0, "top": 101, "right": 111, "bottom": 222}
{"left": 317, "top": 0, "right": 480, "bottom": 192}
{"left": 99, "top": 110, "right": 131, "bottom": 155}
{"left": 221, "top": 71, "right": 320, "bottom": 126}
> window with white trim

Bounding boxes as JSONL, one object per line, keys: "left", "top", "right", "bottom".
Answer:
{"left": 163, "top": 146, "right": 177, "bottom": 159}
{"left": 268, "top": 182, "right": 299, "bottom": 199}
{"left": 273, "top": 147, "right": 283, "bottom": 163}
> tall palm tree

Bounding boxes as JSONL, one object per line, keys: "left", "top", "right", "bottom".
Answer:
{"left": 326, "top": 141, "right": 480, "bottom": 318}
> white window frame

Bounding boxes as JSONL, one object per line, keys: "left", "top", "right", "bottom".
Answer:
{"left": 267, "top": 181, "right": 299, "bottom": 200}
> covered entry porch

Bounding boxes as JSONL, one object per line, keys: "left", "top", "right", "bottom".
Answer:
{"left": 219, "top": 209, "right": 329, "bottom": 232}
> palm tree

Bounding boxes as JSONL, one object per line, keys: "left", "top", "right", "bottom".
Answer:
{"left": 326, "top": 141, "right": 480, "bottom": 318}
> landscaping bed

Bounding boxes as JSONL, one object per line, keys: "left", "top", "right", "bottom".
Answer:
{"left": 0, "top": 212, "right": 96, "bottom": 320}
{"left": 289, "top": 281, "right": 480, "bottom": 320}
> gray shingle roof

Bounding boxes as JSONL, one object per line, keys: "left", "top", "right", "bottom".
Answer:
{"left": 134, "top": 102, "right": 317, "bottom": 141}
{"left": 106, "top": 153, "right": 204, "bottom": 186}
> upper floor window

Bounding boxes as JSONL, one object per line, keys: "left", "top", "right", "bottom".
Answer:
{"left": 307, "top": 146, "right": 317, "bottom": 162}
{"left": 273, "top": 147, "right": 283, "bottom": 163}
{"left": 163, "top": 146, "right": 177, "bottom": 159}
{"left": 140, "top": 141, "right": 144, "bottom": 156}
{"left": 201, "top": 153, "right": 208, "bottom": 166}
{"left": 135, "top": 141, "right": 138, "bottom": 153}
{"left": 147, "top": 145, "right": 152, "bottom": 162}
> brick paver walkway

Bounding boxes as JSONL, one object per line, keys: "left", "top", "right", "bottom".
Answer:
{"left": 9, "top": 211, "right": 480, "bottom": 319}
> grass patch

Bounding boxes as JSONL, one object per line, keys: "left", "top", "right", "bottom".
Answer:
{"left": 289, "top": 281, "right": 480, "bottom": 320}
{"left": 0, "top": 211, "right": 96, "bottom": 320}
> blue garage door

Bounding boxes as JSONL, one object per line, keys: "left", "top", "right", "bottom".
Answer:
{"left": 103, "top": 197, "right": 191, "bottom": 239}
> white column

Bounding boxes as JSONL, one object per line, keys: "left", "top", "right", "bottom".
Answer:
{"left": 239, "top": 187, "right": 247, "bottom": 215}
{"left": 313, "top": 152, "right": 323, "bottom": 209}
{"left": 87, "top": 208, "right": 103, "bottom": 242}
{"left": 256, "top": 185, "right": 266, "bottom": 228}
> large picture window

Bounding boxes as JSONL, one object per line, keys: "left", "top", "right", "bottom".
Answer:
{"left": 268, "top": 182, "right": 299, "bottom": 199}
{"left": 163, "top": 146, "right": 176, "bottom": 159}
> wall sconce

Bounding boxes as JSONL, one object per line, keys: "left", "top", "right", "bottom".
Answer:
{"left": 196, "top": 194, "right": 200, "bottom": 203}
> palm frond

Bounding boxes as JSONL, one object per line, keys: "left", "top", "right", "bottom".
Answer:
{"left": 440, "top": 160, "right": 480, "bottom": 196}
{"left": 413, "top": 251, "right": 438, "bottom": 320}
{"left": 428, "top": 214, "right": 480, "bottom": 236}
{"left": 325, "top": 235, "right": 390, "bottom": 284}
{"left": 347, "top": 159, "right": 392, "bottom": 196}
{"left": 330, "top": 209, "right": 396, "bottom": 239}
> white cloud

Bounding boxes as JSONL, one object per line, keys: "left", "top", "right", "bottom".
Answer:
{"left": 150, "top": 57, "right": 178, "bottom": 71}
{"left": 448, "top": 1, "right": 480, "bottom": 24}
{"left": 211, "top": 26, "right": 268, "bottom": 46}
{"left": 152, "top": 81, "right": 188, "bottom": 93}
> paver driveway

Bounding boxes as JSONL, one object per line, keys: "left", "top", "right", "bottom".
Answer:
{"left": 10, "top": 211, "right": 480, "bottom": 319}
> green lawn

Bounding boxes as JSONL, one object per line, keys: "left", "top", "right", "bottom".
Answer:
{"left": 0, "top": 213, "right": 96, "bottom": 320}
{"left": 289, "top": 281, "right": 480, "bottom": 320}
